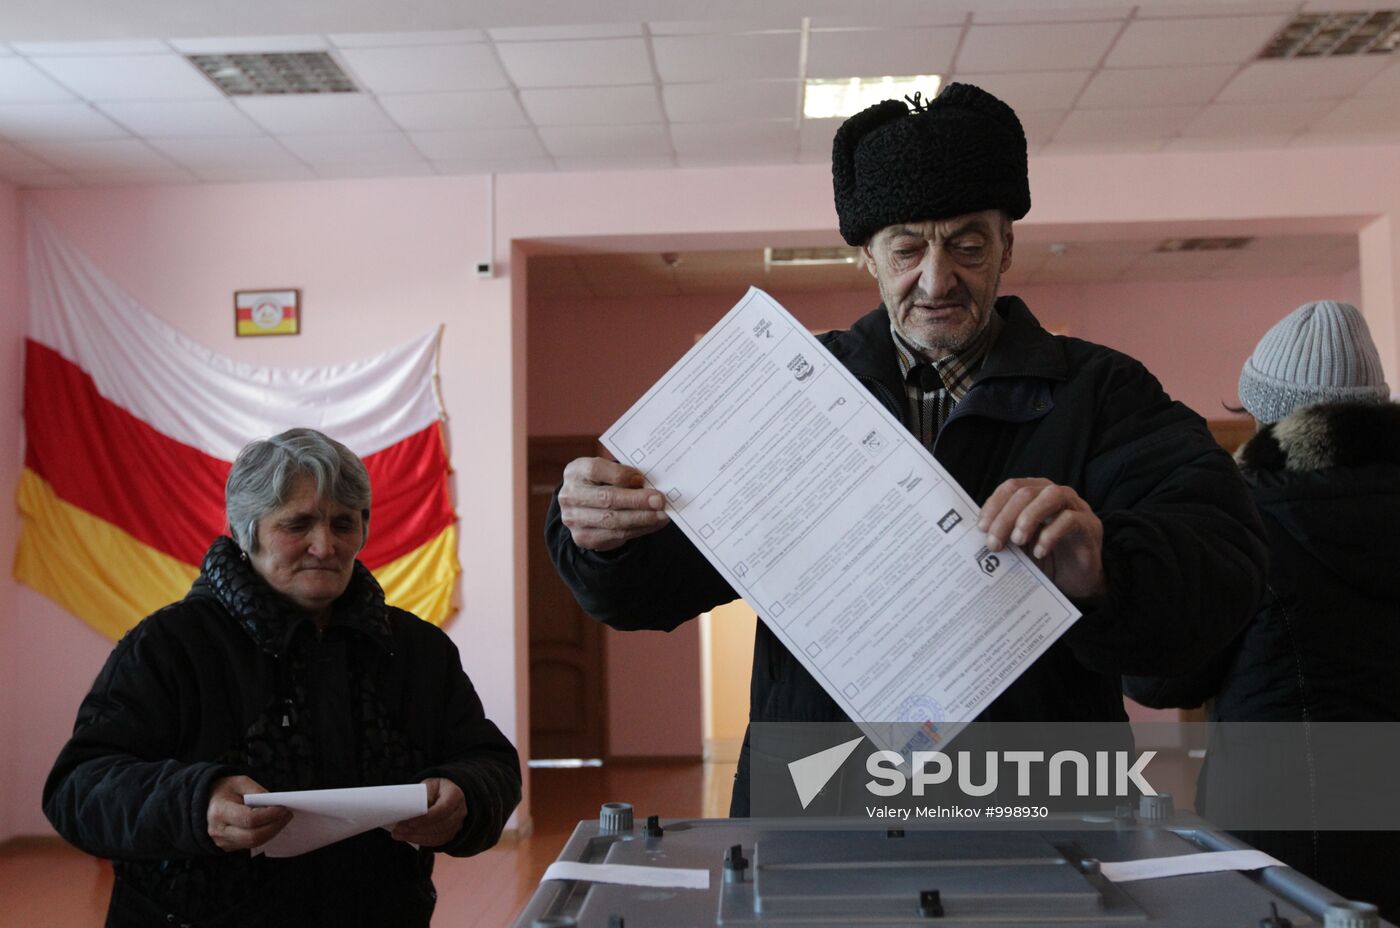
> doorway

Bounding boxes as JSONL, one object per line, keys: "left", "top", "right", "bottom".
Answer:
{"left": 527, "top": 435, "right": 608, "bottom": 761}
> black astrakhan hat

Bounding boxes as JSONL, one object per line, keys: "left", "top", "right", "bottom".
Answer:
{"left": 831, "top": 82, "right": 1030, "bottom": 246}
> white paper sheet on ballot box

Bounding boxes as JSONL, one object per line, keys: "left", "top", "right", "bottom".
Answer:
{"left": 601, "top": 288, "right": 1080, "bottom": 757}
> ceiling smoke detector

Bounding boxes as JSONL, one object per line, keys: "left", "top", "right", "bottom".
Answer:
{"left": 188, "top": 51, "right": 359, "bottom": 95}
{"left": 1155, "top": 237, "right": 1254, "bottom": 253}
{"left": 1258, "top": 10, "right": 1400, "bottom": 58}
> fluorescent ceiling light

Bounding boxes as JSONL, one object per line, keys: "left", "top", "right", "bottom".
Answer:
{"left": 765, "top": 246, "right": 861, "bottom": 267}
{"left": 803, "top": 75, "right": 941, "bottom": 120}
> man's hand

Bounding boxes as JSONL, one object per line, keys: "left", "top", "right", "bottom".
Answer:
{"left": 391, "top": 778, "right": 467, "bottom": 848}
{"left": 558, "top": 457, "right": 669, "bottom": 552}
{"left": 206, "top": 775, "right": 291, "bottom": 852}
{"left": 978, "top": 478, "right": 1107, "bottom": 601}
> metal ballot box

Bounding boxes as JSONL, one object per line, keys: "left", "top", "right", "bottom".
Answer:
{"left": 510, "top": 803, "right": 1392, "bottom": 928}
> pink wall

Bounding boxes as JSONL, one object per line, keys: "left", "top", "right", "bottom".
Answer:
{"left": 8, "top": 177, "right": 526, "bottom": 837}
{"left": 527, "top": 272, "right": 1361, "bottom": 440}
{"left": 0, "top": 181, "right": 21, "bottom": 838}
{"left": 6, "top": 138, "right": 1400, "bottom": 840}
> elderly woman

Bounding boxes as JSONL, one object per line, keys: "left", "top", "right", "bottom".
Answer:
{"left": 44, "top": 428, "right": 520, "bottom": 928}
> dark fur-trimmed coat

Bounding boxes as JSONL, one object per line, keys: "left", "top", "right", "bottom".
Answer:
{"left": 1126, "top": 401, "right": 1400, "bottom": 917}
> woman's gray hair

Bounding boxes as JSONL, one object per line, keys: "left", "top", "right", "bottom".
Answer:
{"left": 226, "top": 428, "right": 371, "bottom": 553}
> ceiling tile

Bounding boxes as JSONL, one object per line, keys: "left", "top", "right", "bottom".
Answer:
{"left": 1127, "top": 248, "right": 1235, "bottom": 279}
{"left": 10, "top": 40, "right": 169, "bottom": 56}
{"left": 653, "top": 33, "right": 801, "bottom": 82}
{"left": 952, "top": 71, "right": 1091, "bottom": 111}
{"left": 1039, "top": 137, "right": 1167, "bottom": 155}
{"left": 149, "top": 136, "right": 307, "bottom": 170}
{"left": 1216, "top": 58, "right": 1392, "bottom": 103}
{"left": 235, "top": 95, "right": 397, "bottom": 134}
{"left": 1180, "top": 100, "right": 1335, "bottom": 137}
{"left": 379, "top": 90, "right": 529, "bottom": 131}
{"left": 973, "top": 6, "right": 1127, "bottom": 24}
{"left": 1162, "top": 133, "right": 1296, "bottom": 151}
{"left": 329, "top": 31, "right": 488, "bottom": 48}
{"left": 677, "top": 151, "right": 791, "bottom": 168}
{"left": 168, "top": 35, "right": 327, "bottom": 54}
{"left": 811, "top": 8, "right": 966, "bottom": 28}
{"left": 313, "top": 161, "right": 437, "bottom": 179}
{"left": 432, "top": 156, "right": 556, "bottom": 174}
{"left": 1053, "top": 105, "right": 1200, "bottom": 142}
{"left": 497, "top": 38, "right": 654, "bottom": 88}
{"left": 554, "top": 155, "right": 676, "bottom": 172}
{"left": 409, "top": 127, "right": 546, "bottom": 160}
{"left": 0, "top": 59, "right": 77, "bottom": 104}
{"left": 191, "top": 164, "right": 316, "bottom": 182}
{"left": 798, "top": 116, "right": 841, "bottom": 154}
{"left": 0, "top": 171, "right": 79, "bottom": 188}
{"left": 664, "top": 81, "right": 797, "bottom": 122}
{"left": 805, "top": 27, "right": 960, "bottom": 79}
{"left": 1016, "top": 109, "right": 1068, "bottom": 147}
{"left": 488, "top": 24, "right": 643, "bottom": 41}
{"left": 72, "top": 168, "right": 197, "bottom": 186}
{"left": 957, "top": 22, "right": 1122, "bottom": 72}
{"left": 278, "top": 132, "right": 427, "bottom": 165}
{"left": 1078, "top": 65, "right": 1238, "bottom": 108}
{"left": 671, "top": 120, "right": 796, "bottom": 156}
{"left": 1301, "top": 0, "right": 1391, "bottom": 10}
{"left": 647, "top": 20, "right": 797, "bottom": 36}
{"left": 0, "top": 103, "right": 129, "bottom": 141}
{"left": 539, "top": 123, "right": 672, "bottom": 158}
{"left": 1292, "top": 128, "right": 1400, "bottom": 147}
{"left": 1307, "top": 96, "right": 1400, "bottom": 133}
{"left": 337, "top": 44, "right": 506, "bottom": 93}
{"left": 96, "top": 100, "right": 262, "bottom": 137}
{"left": 520, "top": 85, "right": 663, "bottom": 126}
{"left": 1355, "top": 61, "right": 1400, "bottom": 99}
{"left": 0, "top": 140, "right": 54, "bottom": 171}
{"left": 29, "top": 54, "right": 221, "bottom": 102}
{"left": 1105, "top": 16, "right": 1290, "bottom": 67}
{"left": 21, "top": 138, "right": 174, "bottom": 171}
{"left": 1138, "top": 2, "right": 1297, "bottom": 17}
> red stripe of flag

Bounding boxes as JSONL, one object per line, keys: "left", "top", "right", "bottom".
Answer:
{"left": 24, "top": 339, "right": 452, "bottom": 568}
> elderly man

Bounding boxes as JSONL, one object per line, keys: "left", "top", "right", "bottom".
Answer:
{"left": 546, "top": 83, "right": 1267, "bottom": 815}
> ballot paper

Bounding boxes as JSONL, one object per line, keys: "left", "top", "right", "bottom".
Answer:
{"left": 244, "top": 783, "right": 428, "bottom": 858}
{"left": 601, "top": 288, "right": 1080, "bottom": 754}
{"left": 543, "top": 861, "right": 711, "bottom": 890}
{"left": 1098, "top": 850, "right": 1286, "bottom": 883}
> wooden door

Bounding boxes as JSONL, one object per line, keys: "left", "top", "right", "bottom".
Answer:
{"left": 528, "top": 436, "right": 608, "bottom": 760}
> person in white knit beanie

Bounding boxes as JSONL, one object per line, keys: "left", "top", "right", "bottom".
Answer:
{"left": 1237, "top": 300, "right": 1390, "bottom": 425}
{"left": 1128, "top": 300, "right": 1400, "bottom": 919}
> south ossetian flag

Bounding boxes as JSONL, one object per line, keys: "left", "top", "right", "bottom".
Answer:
{"left": 17, "top": 213, "right": 460, "bottom": 640}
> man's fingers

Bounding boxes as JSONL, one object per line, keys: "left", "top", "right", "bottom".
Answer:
{"left": 560, "top": 482, "right": 666, "bottom": 514}
{"left": 562, "top": 456, "right": 644, "bottom": 488}
{"left": 981, "top": 483, "right": 1048, "bottom": 551}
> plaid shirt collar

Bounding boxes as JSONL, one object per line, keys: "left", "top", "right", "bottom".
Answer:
{"left": 891, "top": 308, "right": 1003, "bottom": 401}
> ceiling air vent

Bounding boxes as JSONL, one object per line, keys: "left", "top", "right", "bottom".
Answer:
{"left": 188, "top": 51, "right": 358, "bottom": 95}
{"left": 764, "top": 247, "right": 862, "bottom": 268}
{"left": 1258, "top": 10, "right": 1400, "bottom": 59}
{"left": 1155, "top": 237, "right": 1254, "bottom": 253}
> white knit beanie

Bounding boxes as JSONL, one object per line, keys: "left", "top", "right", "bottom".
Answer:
{"left": 1238, "top": 300, "right": 1390, "bottom": 424}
